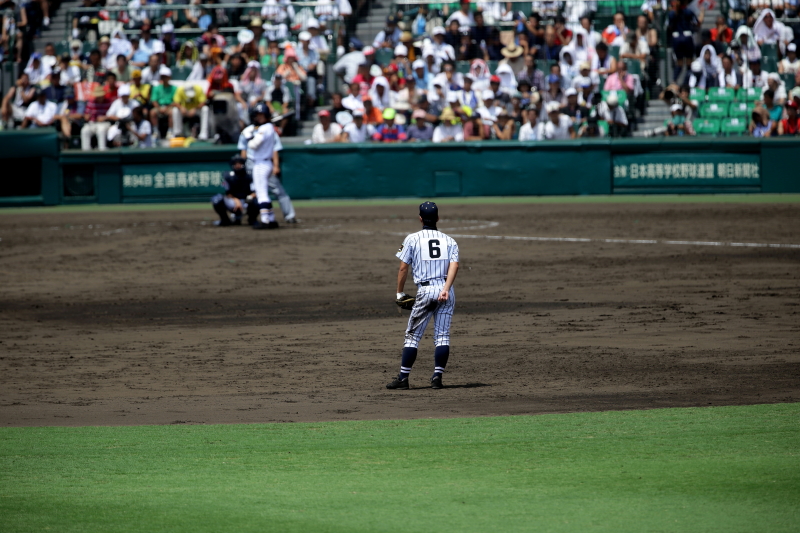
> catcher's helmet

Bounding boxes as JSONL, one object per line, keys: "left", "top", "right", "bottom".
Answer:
{"left": 230, "top": 154, "right": 246, "bottom": 168}
{"left": 250, "top": 102, "right": 270, "bottom": 121}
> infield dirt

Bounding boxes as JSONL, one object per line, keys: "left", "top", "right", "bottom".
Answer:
{"left": 1, "top": 201, "right": 798, "bottom": 427}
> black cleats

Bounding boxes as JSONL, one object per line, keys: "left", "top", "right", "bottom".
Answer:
{"left": 213, "top": 219, "right": 232, "bottom": 227}
{"left": 285, "top": 218, "right": 299, "bottom": 224}
{"left": 253, "top": 221, "right": 279, "bottom": 230}
{"left": 386, "top": 375, "right": 409, "bottom": 390}
{"left": 431, "top": 375, "right": 443, "bottom": 389}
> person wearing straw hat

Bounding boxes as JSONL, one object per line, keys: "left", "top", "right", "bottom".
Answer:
{"left": 432, "top": 107, "right": 464, "bottom": 143}
{"left": 500, "top": 41, "right": 525, "bottom": 73}
{"left": 80, "top": 85, "right": 112, "bottom": 150}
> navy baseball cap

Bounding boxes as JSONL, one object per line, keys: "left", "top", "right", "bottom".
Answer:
{"left": 419, "top": 201, "right": 438, "bottom": 220}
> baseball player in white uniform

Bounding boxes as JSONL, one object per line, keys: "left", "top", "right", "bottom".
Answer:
{"left": 387, "top": 201, "right": 460, "bottom": 390}
{"left": 242, "top": 103, "right": 282, "bottom": 229}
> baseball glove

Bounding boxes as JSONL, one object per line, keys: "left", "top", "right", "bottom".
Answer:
{"left": 395, "top": 293, "right": 415, "bottom": 310}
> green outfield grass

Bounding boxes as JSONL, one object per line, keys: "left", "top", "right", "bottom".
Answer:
{"left": 1, "top": 404, "right": 798, "bottom": 532}
{"left": 1, "top": 194, "right": 799, "bottom": 215}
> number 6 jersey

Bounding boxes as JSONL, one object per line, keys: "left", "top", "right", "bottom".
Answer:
{"left": 396, "top": 228, "right": 460, "bottom": 285}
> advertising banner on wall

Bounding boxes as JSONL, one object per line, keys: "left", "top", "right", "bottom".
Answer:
{"left": 613, "top": 153, "right": 760, "bottom": 189}
{"left": 121, "top": 163, "right": 229, "bottom": 197}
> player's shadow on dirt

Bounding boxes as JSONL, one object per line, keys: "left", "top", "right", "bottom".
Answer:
{"left": 445, "top": 383, "right": 492, "bottom": 389}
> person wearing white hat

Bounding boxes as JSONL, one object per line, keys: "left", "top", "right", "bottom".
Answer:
{"left": 159, "top": 21, "right": 179, "bottom": 54}
{"left": 106, "top": 84, "right": 140, "bottom": 124}
{"left": 779, "top": 43, "right": 800, "bottom": 75}
{"left": 476, "top": 89, "right": 500, "bottom": 124}
{"left": 595, "top": 92, "right": 628, "bottom": 136}
{"left": 543, "top": 101, "right": 574, "bottom": 140}
{"left": 149, "top": 65, "right": 177, "bottom": 140}
{"left": 664, "top": 103, "right": 693, "bottom": 137}
{"left": 767, "top": 72, "right": 787, "bottom": 105}
{"left": 430, "top": 26, "right": 455, "bottom": 66}
{"left": 305, "top": 18, "right": 330, "bottom": 59}
{"left": 341, "top": 108, "right": 375, "bottom": 143}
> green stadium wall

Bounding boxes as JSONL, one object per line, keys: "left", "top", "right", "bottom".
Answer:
{"left": 1, "top": 131, "right": 799, "bottom": 207}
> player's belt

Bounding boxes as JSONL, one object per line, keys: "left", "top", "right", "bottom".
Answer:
{"left": 418, "top": 279, "right": 445, "bottom": 286}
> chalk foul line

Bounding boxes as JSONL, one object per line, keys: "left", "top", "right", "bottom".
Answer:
{"left": 444, "top": 234, "right": 800, "bottom": 249}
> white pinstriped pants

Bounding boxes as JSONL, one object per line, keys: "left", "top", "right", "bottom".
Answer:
{"left": 252, "top": 160, "right": 272, "bottom": 205}
{"left": 403, "top": 282, "right": 455, "bottom": 348}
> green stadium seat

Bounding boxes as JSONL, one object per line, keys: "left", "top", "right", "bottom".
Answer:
{"left": 171, "top": 65, "right": 192, "bottom": 81}
{"left": 690, "top": 87, "right": 706, "bottom": 102}
{"left": 487, "top": 60, "right": 499, "bottom": 73}
{"left": 374, "top": 48, "right": 393, "bottom": 67}
{"left": 721, "top": 117, "right": 748, "bottom": 136}
{"left": 761, "top": 43, "right": 779, "bottom": 72}
{"left": 260, "top": 66, "right": 276, "bottom": 81}
{"left": 694, "top": 118, "right": 721, "bottom": 135}
{"left": 625, "top": 59, "right": 641, "bottom": 76}
{"left": 536, "top": 60, "right": 555, "bottom": 74}
{"left": 706, "top": 87, "right": 735, "bottom": 103}
{"left": 456, "top": 61, "right": 470, "bottom": 74}
{"left": 781, "top": 72, "right": 796, "bottom": 90}
{"left": 55, "top": 40, "right": 69, "bottom": 55}
{"left": 610, "top": 46, "right": 620, "bottom": 60}
{"left": 701, "top": 102, "right": 728, "bottom": 118}
{"left": 598, "top": 119, "right": 610, "bottom": 136}
{"left": 740, "top": 87, "right": 762, "bottom": 101}
{"left": 728, "top": 101, "right": 754, "bottom": 119}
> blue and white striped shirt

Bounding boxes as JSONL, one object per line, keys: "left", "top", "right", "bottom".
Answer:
{"left": 396, "top": 228, "right": 459, "bottom": 285}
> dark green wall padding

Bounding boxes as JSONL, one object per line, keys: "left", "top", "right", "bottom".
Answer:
{"left": 2, "top": 131, "right": 799, "bottom": 207}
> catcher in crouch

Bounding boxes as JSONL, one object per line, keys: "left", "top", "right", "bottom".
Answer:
{"left": 388, "top": 202, "right": 460, "bottom": 390}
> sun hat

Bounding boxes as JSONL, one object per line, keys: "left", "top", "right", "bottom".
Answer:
{"left": 237, "top": 29, "right": 254, "bottom": 44}
{"left": 159, "top": 65, "right": 172, "bottom": 77}
{"left": 482, "top": 89, "right": 494, "bottom": 99}
{"left": 382, "top": 107, "right": 396, "bottom": 120}
{"left": 299, "top": 31, "right": 311, "bottom": 41}
{"left": 394, "top": 44, "right": 408, "bottom": 56}
{"left": 501, "top": 42, "right": 523, "bottom": 58}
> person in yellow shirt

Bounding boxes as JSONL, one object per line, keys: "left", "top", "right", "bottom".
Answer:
{"left": 129, "top": 70, "right": 152, "bottom": 107}
{"left": 171, "top": 83, "right": 209, "bottom": 139}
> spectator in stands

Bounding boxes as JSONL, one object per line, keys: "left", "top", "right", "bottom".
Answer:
{"left": 763, "top": 88, "right": 784, "bottom": 125}
{"left": 43, "top": 69, "right": 64, "bottom": 104}
{"left": 113, "top": 55, "right": 133, "bottom": 83}
{"left": 188, "top": 53, "right": 210, "bottom": 82}
{"left": 454, "top": 74, "right": 479, "bottom": 109}
{"left": 432, "top": 107, "right": 463, "bottom": 143}
{"left": 239, "top": 61, "right": 266, "bottom": 107}
{"left": 106, "top": 84, "right": 138, "bottom": 123}
{"left": 767, "top": 73, "right": 787, "bottom": 104}
{"left": 779, "top": 43, "right": 800, "bottom": 74}
{"left": 517, "top": 55, "right": 545, "bottom": 92}
{"left": 457, "top": 27, "right": 481, "bottom": 62}
{"left": 444, "top": 20, "right": 461, "bottom": 49}
{"left": 306, "top": 19, "right": 330, "bottom": 61}
{"left": 749, "top": 105, "right": 773, "bottom": 137}
{"left": 372, "top": 108, "right": 406, "bottom": 142}
{"left": 266, "top": 74, "right": 292, "bottom": 131}
{"left": 227, "top": 54, "right": 247, "bottom": 81}
{"left": 743, "top": 58, "right": 769, "bottom": 89}
{"left": 430, "top": 26, "right": 456, "bottom": 66}
{"left": 543, "top": 69, "right": 565, "bottom": 107}
{"left": 693, "top": 45, "right": 723, "bottom": 89}
{"left": 539, "top": 25, "right": 561, "bottom": 61}
{"left": 478, "top": 89, "right": 502, "bottom": 124}
{"left": 55, "top": 87, "right": 82, "bottom": 140}
{"left": 173, "top": 83, "right": 208, "bottom": 139}
{"left": 592, "top": 42, "right": 617, "bottom": 77}
{"left": 405, "top": 108, "right": 433, "bottom": 142}
{"left": 138, "top": 25, "right": 159, "bottom": 60}
{"left": 753, "top": 9, "right": 788, "bottom": 47}
{"left": 463, "top": 109, "right": 490, "bottom": 140}
{"left": 561, "top": 87, "right": 589, "bottom": 122}
{"left": 312, "top": 109, "right": 343, "bottom": 143}
{"left": 604, "top": 60, "right": 635, "bottom": 99}
{"left": 664, "top": 103, "right": 694, "bottom": 136}
{"left": 98, "top": 36, "right": 115, "bottom": 71}
{"left": 160, "top": 22, "right": 180, "bottom": 56}
{"left": 129, "top": 69, "right": 151, "bottom": 107}
{"left": 734, "top": 25, "right": 761, "bottom": 65}
{"left": 492, "top": 110, "right": 515, "bottom": 140}
{"left": 59, "top": 54, "right": 81, "bottom": 86}
{"left": 276, "top": 47, "right": 307, "bottom": 88}
{"left": 373, "top": 15, "right": 401, "bottom": 50}
{"left": 127, "top": 106, "right": 153, "bottom": 147}
{"left": 559, "top": 49, "right": 579, "bottom": 89}
{"left": 368, "top": 75, "right": 391, "bottom": 110}
{"left": 296, "top": 32, "right": 321, "bottom": 106}
{"left": 668, "top": 0, "right": 702, "bottom": 83}
{"left": 341, "top": 109, "right": 374, "bottom": 142}
{"left": 711, "top": 15, "right": 734, "bottom": 45}
{"left": 81, "top": 86, "right": 111, "bottom": 150}
{"left": 198, "top": 24, "right": 227, "bottom": 55}
{"left": 777, "top": 100, "right": 799, "bottom": 135}
{"left": 109, "top": 29, "right": 133, "bottom": 63}
{"left": 543, "top": 101, "right": 574, "bottom": 139}
{"left": 150, "top": 66, "right": 176, "bottom": 139}
{"left": 176, "top": 41, "right": 197, "bottom": 71}
{"left": 578, "top": 115, "right": 603, "bottom": 138}
{"left": 620, "top": 31, "right": 649, "bottom": 76}
{"left": 41, "top": 43, "right": 57, "bottom": 71}
{"left": 596, "top": 92, "right": 628, "bottom": 135}
{"left": 140, "top": 54, "right": 162, "bottom": 86}
{"left": 362, "top": 97, "right": 383, "bottom": 125}
{"left": 21, "top": 89, "right": 56, "bottom": 129}
{"left": 720, "top": 55, "right": 743, "bottom": 88}
{"left": 446, "top": 0, "right": 474, "bottom": 27}
{"left": 101, "top": 72, "right": 119, "bottom": 102}
{"left": 601, "top": 12, "right": 627, "bottom": 46}
{"left": 518, "top": 105, "right": 543, "bottom": 140}
{"left": 24, "top": 53, "right": 49, "bottom": 86}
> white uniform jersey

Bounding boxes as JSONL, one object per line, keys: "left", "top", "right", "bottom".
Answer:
{"left": 249, "top": 123, "right": 283, "bottom": 161}
{"left": 396, "top": 228, "right": 459, "bottom": 285}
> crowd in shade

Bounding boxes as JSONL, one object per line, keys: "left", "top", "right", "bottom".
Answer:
{"left": 1, "top": 0, "right": 800, "bottom": 145}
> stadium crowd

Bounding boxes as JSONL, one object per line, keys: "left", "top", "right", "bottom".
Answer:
{"left": 1, "top": 0, "right": 800, "bottom": 145}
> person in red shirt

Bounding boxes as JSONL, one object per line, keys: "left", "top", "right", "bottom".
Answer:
{"left": 778, "top": 100, "right": 799, "bottom": 136}
{"left": 710, "top": 15, "right": 733, "bottom": 45}
{"left": 80, "top": 86, "right": 113, "bottom": 150}
{"left": 552, "top": 15, "right": 573, "bottom": 47}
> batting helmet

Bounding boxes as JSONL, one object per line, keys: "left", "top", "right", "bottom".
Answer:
{"left": 230, "top": 154, "right": 246, "bottom": 168}
{"left": 250, "top": 102, "right": 270, "bottom": 121}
